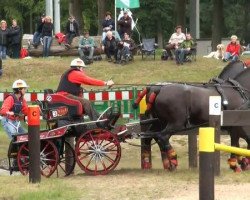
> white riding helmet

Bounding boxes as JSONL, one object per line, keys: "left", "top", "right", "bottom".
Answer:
{"left": 12, "top": 79, "right": 29, "bottom": 89}
{"left": 70, "top": 58, "right": 86, "bottom": 68}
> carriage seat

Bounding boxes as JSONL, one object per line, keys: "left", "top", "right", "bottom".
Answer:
{"left": 45, "top": 94, "right": 83, "bottom": 121}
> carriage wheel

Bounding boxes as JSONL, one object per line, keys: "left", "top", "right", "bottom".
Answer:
{"left": 56, "top": 141, "right": 76, "bottom": 177}
{"left": 17, "top": 140, "right": 59, "bottom": 177}
{"left": 17, "top": 143, "right": 29, "bottom": 176}
{"left": 40, "top": 140, "right": 59, "bottom": 177}
{"left": 75, "top": 129, "right": 121, "bottom": 175}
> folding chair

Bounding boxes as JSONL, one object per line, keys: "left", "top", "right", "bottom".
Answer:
{"left": 139, "top": 38, "right": 158, "bottom": 60}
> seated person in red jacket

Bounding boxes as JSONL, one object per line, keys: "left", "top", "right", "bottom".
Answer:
{"left": 56, "top": 58, "right": 114, "bottom": 120}
{"left": 0, "top": 79, "right": 29, "bottom": 139}
{"left": 223, "top": 35, "right": 241, "bottom": 62}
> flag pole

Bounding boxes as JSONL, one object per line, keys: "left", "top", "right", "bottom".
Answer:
{"left": 115, "top": 0, "right": 117, "bottom": 33}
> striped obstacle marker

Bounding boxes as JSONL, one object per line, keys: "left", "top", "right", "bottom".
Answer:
{"left": 0, "top": 88, "right": 142, "bottom": 120}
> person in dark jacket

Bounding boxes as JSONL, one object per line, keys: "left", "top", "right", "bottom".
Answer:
{"left": 102, "top": 11, "right": 115, "bottom": 41}
{"left": 56, "top": 58, "right": 114, "bottom": 120}
{"left": 117, "top": 10, "right": 132, "bottom": 39}
{"left": 32, "top": 14, "right": 45, "bottom": 48}
{"left": 42, "top": 16, "right": 53, "bottom": 57}
{"left": 102, "top": 31, "right": 120, "bottom": 62}
{"left": 116, "top": 32, "right": 135, "bottom": 64}
{"left": 9, "top": 19, "right": 22, "bottom": 59}
{"left": 65, "top": 16, "right": 79, "bottom": 47}
{"left": 0, "top": 20, "right": 10, "bottom": 59}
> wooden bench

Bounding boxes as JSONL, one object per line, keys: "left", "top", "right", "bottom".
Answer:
{"left": 22, "top": 34, "right": 103, "bottom": 57}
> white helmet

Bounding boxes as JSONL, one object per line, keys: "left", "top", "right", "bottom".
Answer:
{"left": 70, "top": 58, "right": 86, "bottom": 68}
{"left": 12, "top": 79, "right": 29, "bottom": 89}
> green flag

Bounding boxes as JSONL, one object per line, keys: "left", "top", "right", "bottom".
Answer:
{"left": 116, "top": 0, "right": 140, "bottom": 8}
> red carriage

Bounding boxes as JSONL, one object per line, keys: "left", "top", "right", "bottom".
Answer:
{"left": 5, "top": 91, "right": 130, "bottom": 177}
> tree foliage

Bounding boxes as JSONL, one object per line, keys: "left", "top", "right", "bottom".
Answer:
{"left": 1, "top": 0, "right": 250, "bottom": 44}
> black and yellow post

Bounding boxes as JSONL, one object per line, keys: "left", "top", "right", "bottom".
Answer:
{"left": 28, "top": 105, "right": 41, "bottom": 183}
{"left": 199, "top": 127, "right": 215, "bottom": 200}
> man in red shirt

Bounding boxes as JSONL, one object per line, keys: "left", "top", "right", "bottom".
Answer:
{"left": 223, "top": 35, "right": 241, "bottom": 62}
{"left": 56, "top": 58, "right": 114, "bottom": 120}
{"left": 0, "top": 79, "right": 29, "bottom": 139}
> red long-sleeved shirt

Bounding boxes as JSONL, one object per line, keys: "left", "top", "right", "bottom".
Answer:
{"left": 226, "top": 42, "right": 241, "bottom": 56}
{"left": 0, "top": 95, "right": 28, "bottom": 120}
{"left": 56, "top": 70, "right": 106, "bottom": 95}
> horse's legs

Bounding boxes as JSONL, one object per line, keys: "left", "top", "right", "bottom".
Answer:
{"left": 228, "top": 132, "right": 241, "bottom": 172}
{"left": 155, "top": 133, "right": 178, "bottom": 171}
{"left": 141, "top": 138, "right": 153, "bottom": 169}
{"left": 238, "top": 137, "right": 250, "bottom": 171}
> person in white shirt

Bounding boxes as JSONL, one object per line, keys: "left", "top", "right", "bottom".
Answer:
{"left": 165, "top": 25, "right": 186, "bottom": 60}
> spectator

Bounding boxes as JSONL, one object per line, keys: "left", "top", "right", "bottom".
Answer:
{"left": 42, "top": 16, "right": 53, "bottom": 57}
{"left": 78, "top": 30, "right": 95, "bottom": 64}
{"left": 165, "top": 25, "right": 186, "bottom": 60}
{"left": 116, "top": 32, "right": 136, "bottom": 64}
{"left": 0, "top": 79, "right": 29, "bottom": 139}
{"left": 175, "top": 33, "right": 194, "bottom": 65}
{"left": 0, "top": 57, "right": 2, "bottom": 76}
{"left": 32, "top": 14, "right": 45, "bottom": 48}
{"left": 117, "top": 10, "right": 132, "bottom": 39}
{"left": 9, "top": 19, "right": 22, "bottom": 59}
{"left": 102, "top": 11, "right": 115, "bottom": 41}
{"left": 56, "top": 58, "right": 114, "bottom": 121}
{"left": 223, "top": 35, "right": 241, "bottom": 62}
{"left": 102, "top": 31, "right": 120, "bottom": 62}
{"left": 0, "top": 20, "right": 9, "bottom": 59}
{"left": 65, "top": 16, "right": 79, "bottom": 48}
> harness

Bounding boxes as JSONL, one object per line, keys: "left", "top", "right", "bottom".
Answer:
{"left": 8, "top": 94, "right": 23, "bottom": 115}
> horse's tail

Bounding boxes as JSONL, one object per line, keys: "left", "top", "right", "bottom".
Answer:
{"left": 132, "top": 87, "right": 148, "bottom": 109}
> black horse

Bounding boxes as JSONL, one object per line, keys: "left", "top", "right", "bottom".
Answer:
{"left": 134, "top": 61, "right": 250, "bottom": 171}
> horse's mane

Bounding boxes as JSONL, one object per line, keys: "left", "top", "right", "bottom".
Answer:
{"left": 218, "top": 60, "right": 245, "bottom": 80}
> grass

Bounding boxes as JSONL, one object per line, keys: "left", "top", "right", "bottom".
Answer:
{"left": 1, "top": 56, "right": 250, "bottom": 199}
{"left": 0, "top": 55, "right": 232, "bottom": 91}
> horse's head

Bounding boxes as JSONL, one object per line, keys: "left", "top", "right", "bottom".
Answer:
{"left": 218, "top": 60, "right": 246, "bottom": 80}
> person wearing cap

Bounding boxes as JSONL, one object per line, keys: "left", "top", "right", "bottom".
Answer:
{"left": 0, "top": 79, "right": 29, "bottom": 139}
{"left": 117, "top": 10, "right": 132, "bottom": 39}
{"left": 223, "top": 35, "right": 241, "bottom": 62}
{"left": 78, "top": 30, "right": 95, "bottom": 63}
{"left": 65, "top": 16, "right": 80, "bottom": 47}
{"left": 56, "top": 58, "right": 114, "bottom": 120}
{"left": 32, "top": 14, "right": 45, "bottom": 48}
{"left": 0, "top": 20, "right": 10, "bottom": 59}
{"left": 165, "top": 25, "right": 186, "bottom": 60}
{"left": 102, "top": 11, "right": 115, "bottom": 41}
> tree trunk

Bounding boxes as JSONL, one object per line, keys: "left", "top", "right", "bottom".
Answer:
{"left": 211, "top": 0, "right": 223, "bottom": 51}
{"left": 97, "top": 0, "right": 106, "bottom": 35}
{"left": 175, "top": 0, "right": 186, "bottom": 28}
{"left": 243, "top": 1, "right": 250, "bottom": 45}
{"left": 69, "top": 0, "right": 84, "bottom": 34}
{"left": 157, "top": 20, "right": 163, "bottom": 48}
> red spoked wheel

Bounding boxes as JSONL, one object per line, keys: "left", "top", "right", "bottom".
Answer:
{"left": 17, "top": 143, "right": 29, "bottom": 175}
{"left": 17, "top": 140, "right": 59, "bottom": 177}
{"left": 75, "top": 129, "right": 121, "bottom": 175}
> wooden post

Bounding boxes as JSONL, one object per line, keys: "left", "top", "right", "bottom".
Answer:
{"left": 199, "top": 127, "right": 215, "bottom": 200}
{"left": 188, "top": 131, "right": 197, "bottom": 168}
{"left": 27, "top": 105, "right": 41, "bottom": 183}
{"left": 209, "top": 96, "right": 221, "bottom": 176}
